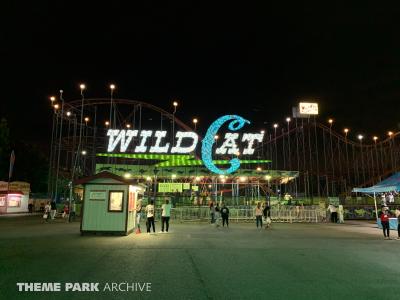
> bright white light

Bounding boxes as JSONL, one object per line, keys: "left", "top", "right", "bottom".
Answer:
{"left": 54, "top": 104, "right": 59, "bottom": 109}
{"left": 256, "top": 167, "right": 262, "bottom": 171}
{"left": 344, "top": 128, "right": 349, "bottom": 133}
{"left": 286, "top": 117, "right": 291, "bottom": 122}
{"left": 171, "top": 131, "right": 198, "bottom": 153}
{"left": 239, "top": 176, "right": 246, "bottom": 182}
{"left": 260, "top": 130, "right": 265, "bottom": 134}
{"left": 134, "top": 130, "right": 153, "bottom": 152}
{"left": 214, "top": 135, "right": 219, "bottom": 140}
{"left": 110, "top": 84, "right": 115, "bottom": 90}
{"left": 215, "top": 133, "right": 239, "bottom": 155}
{"left": 146, "top": 176, "right": 152, "bottom": 181}
{"left": 358, "top": 135, "right": 363, "bottom": 140}
{"left": 242, "top": 133, "right": 264, "bottom": 155}
{"left": 84, "top": 117, "right": 89, "bottom": 122}
{"left": 193, "top": 118, "right": 198, "bottom": 124}
{"left": 50, "top": 96, "right": 56, "bottom": 102}
{"left": 66, "top": 111, "right": 71, "bottom": 117}
{"left": 79, "top": 84, "right": 86, "bottom": 90}
{"left": 373, "top": 136, "right": 378, "bottom": 141}
{"left": 328, "top": 119, "right": 333, "bottom": 124}
{"left": 195, "top": 177, "right": 201, "bottom": 181}
{"left": 81, "top": 150, "right": 87, "bottom": 155}
{"left": 105, "top": 121, "right": 110, "bottom": 126}
{"left": 126, "top": 124, "right": 131, "bottom": 128}
{"left": 171, "top": 174, "right": 177, "bottom": 179}
{"left": 149, "top": 131, "right": 170, "bottom": 153}
{"left": 265, "top": 175, "right": 272, "bottom": 181}
{"left": 173, "top": 101, "right": 178, "bottom": 107}
{"left": 107, "top": 129, "right": 138, "bottom": 152}
{"left": 124, "top": 173, "right": 131, "bottom": 178}
{"left": 273, "top": 124, "right": 278, "bottom": 128}
{"left": 388, "top": 131, "right": 393, "bottom": 137}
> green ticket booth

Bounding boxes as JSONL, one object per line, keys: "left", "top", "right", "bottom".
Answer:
{"left": 76, "top": 172, "right": 144, "bottom": 236}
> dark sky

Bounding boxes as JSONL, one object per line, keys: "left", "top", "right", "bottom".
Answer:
{"left": 1, "top": 2, "right": 400, "bottom": 145}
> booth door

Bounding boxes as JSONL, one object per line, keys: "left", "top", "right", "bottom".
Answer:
{"left": 127, "top": 189, "right": 136, "bottom": 231}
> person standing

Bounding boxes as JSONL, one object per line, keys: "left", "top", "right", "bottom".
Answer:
{"left": 44, "top": 201, "right": 51, "bottom": 223}
{"left": 135, "top": 196, "right": 143, "bottom": 233}
{"left": 380, "top": 209, "right": 390, "bottom": 239}
{"left": 50, "top": 200, "right": 57, "bottom": 220}
{"left": 396, "top": 209, "right": 400, "bottom": 240}
{"left": 338, "top": 204, "right": 344, "bottom": 223}
{"left": 263, "top": 202, "right": 271, "bottom": 228}
{"left": 220, "top": 202, "right": 229, "bottom": 227}
{"left": 255, "top": 202, "right": 263, "bottom": 228}
{"left": 209, "top": 201, "right": 216, "bottom": 224}
{"left": 328, "top": 204, "right": 338, "bottom": 223}
{"left": 62, "top": 203, "right": 69, "bottom": 220}
{"left": 161, "top": 199, "right": 172, "bottom": 233}
{"left": 146, "top": 200, "right": 156, "bottom": 234}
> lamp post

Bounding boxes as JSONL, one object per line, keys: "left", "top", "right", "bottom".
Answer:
{"left": 328, "top": 119, "right": 335, "bottom": 195}
{"left": 69, "top": 83, "right": 85, "bottom": 222}
{"left": 48, "top": 96, "right": 57, "bottom": 198}
{"left": 172, "top": 101, "right": 178, "bottom": 145}
{"left": 344, "top": 128, "right": 350, "bottom": 192}
{"left": 193, "top": 118, "right": 198, "bottom": 131}
{"left": 358, "top": 134, "right": 365, "bottom": 184}
{"left": 388, "top": 131, "right": 394, "bottom": 171}
{"left": 54, "top": 90, "right": 64, "bottom": 203}
{"left": 109, "top": 84, "right": 115, "bottom": 128}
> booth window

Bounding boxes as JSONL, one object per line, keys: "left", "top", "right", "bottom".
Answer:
{"left": 6, "top": 195, "right": 21, "bottom": 207}
{"left": 108, "top": 191, "right": 124, "bottom": 212}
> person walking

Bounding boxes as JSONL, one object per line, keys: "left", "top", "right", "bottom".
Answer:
{"left": 161, "top": 199, "right": 172, "bottom": 233}
{"left": 50, "top": 200, "right": 57, "bottom": 220}
{"left": 380, "top": 209, "right": 390, "bottom": 239}
{"left": 215, "top": 202, "right": 221, "bottom": 227}
{"left": 209, "top": 201, "right": 216, "bottom": 224}
{"left": 220, "top": 202, "right": 229, "bottom": 227}
{"left": 255, "top": 202, "right": 263, "bottom": 228}
{"left": 146, "top": 200, "right": 156, "bottom": 234}
{"left": 43, "top": 201, "right": 51, "bottom": 223}
{"left": 135, "top": 196, "right": 143, "bottom": 233}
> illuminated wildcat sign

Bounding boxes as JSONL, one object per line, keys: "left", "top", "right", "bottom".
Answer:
{"left": 106, "top": 115, "right": 264, "bottom": 174}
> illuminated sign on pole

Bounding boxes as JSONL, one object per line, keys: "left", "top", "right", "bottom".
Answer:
{"left": 299, "top": 102, "right": 319, "bottom": 115}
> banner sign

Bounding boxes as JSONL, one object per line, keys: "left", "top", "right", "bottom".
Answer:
{"left": 106, "top": 115, "right": 264, "bottom": 175}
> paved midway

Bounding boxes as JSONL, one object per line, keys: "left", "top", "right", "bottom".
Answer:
{"left": 0, "top": 216, "right": 399, "bottom": 300}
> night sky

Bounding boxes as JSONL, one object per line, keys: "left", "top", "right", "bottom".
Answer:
{"left": 1, "top": 2, "right": 400, "bottom": 146}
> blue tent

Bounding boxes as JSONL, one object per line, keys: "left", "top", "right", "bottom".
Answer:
{"left": 352, "top": 172, "right": 400, "bottom": 193}
{"left": 352, "top": 172, "right": 400, "bottom": 222}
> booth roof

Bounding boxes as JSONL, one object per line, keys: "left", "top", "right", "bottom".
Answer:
{"left": 0, "top": 190, "right": 24, "bottom": 195}
{"left": 352, "top": 172, "right": 400, "bottom": 194}
{"left": 73, "top": 171, "right": 136, "bottom": 186}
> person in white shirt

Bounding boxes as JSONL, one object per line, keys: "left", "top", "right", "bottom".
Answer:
{"left": 145, "top": 200, "right": 155, "bottom": 233}
{"left": 389, "top": 193, "right": 394, "bottom": 203}
{"left": 136, "top": 197, "right": 143, "bottom": 233}
{"left": 161, "top": 199, "right": 172, "bottom": 233}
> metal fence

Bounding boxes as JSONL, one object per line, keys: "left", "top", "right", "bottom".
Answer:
{"left": 151, "top": 206, "right": 326, "bottom": 223}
